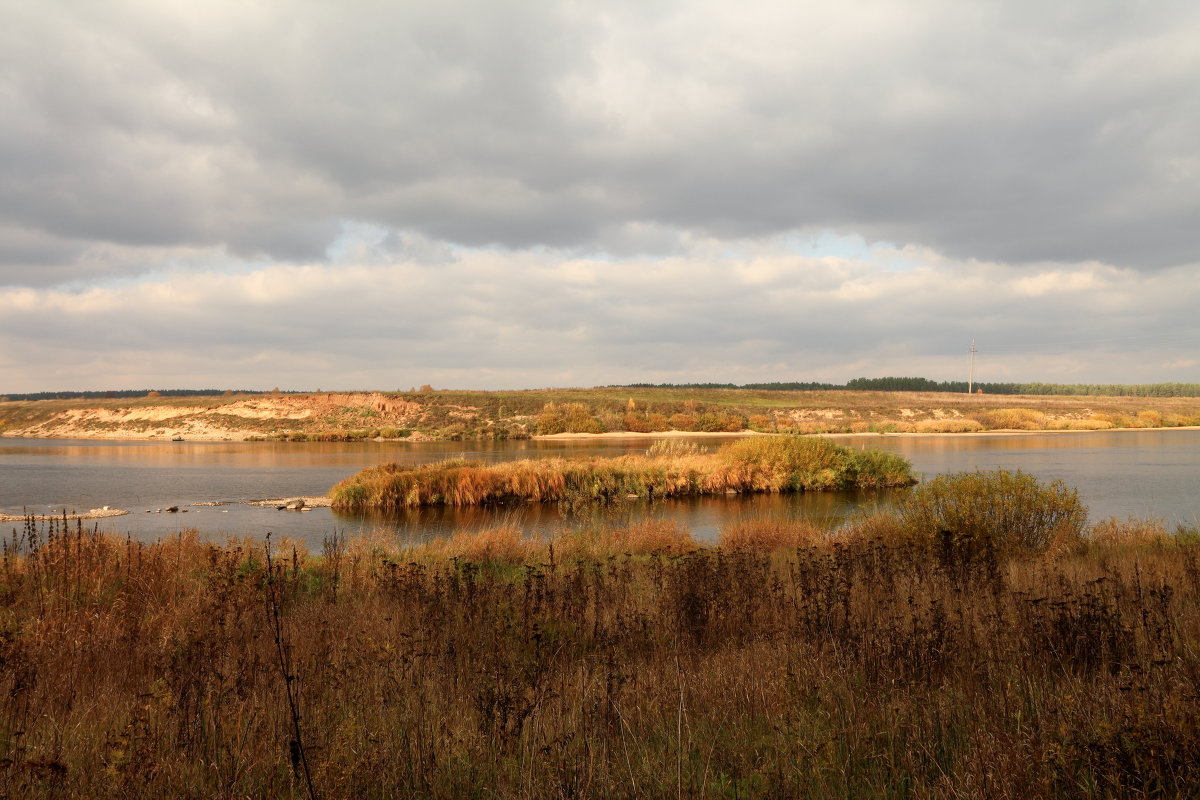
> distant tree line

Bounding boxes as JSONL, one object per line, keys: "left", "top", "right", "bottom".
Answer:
{"left": 0, "top": 389, "right": 268, "bottom": 402}
{"left": 620, "top": 378, "right": 1200, "bottom": 397}
{"left": 623, "top": 381, "right": 843, "bottom": 391}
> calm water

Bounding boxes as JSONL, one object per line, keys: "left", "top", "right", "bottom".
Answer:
{"left": 1, "top": 430, "right": 1197, "bottom": 545}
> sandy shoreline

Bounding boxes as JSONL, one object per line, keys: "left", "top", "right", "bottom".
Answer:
{"left": 534, "top": 430, "right": 765, "bottom": 440}
{"left": 1, "top": 499, "right": 336, "bottom": 523}
{"left": 0, "top": 508, "right": 131, "bottom": 523}
{"left": 534, "top": 425, "right": 1200, "bottom": 440}
{"left": 3, "top": 425, "right": 1197, "bottom": 446}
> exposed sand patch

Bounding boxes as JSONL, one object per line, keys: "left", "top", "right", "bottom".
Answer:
{"left": 248, "top": 496, "right": 333, "bottom": 508}
{"left": 0, "top": 507, "right": 130, "bottom": 522}
{"left": 0, "top": 392, "right": 431, "bottom": 441}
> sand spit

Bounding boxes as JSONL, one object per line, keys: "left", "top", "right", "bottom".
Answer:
{"left": 0, "top": 507, "right": 130, "bottom": 523}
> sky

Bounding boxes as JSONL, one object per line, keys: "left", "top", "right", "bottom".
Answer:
{"left": 1, "top": 0, "right": 1198, "bottom": 393}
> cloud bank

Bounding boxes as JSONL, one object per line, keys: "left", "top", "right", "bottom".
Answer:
{"left": 1, "top": 0, "right": 1197, "bottom": 391}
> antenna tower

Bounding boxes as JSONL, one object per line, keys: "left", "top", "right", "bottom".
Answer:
{"left": 968, "top": 339, "right": 977, "bottom": 394}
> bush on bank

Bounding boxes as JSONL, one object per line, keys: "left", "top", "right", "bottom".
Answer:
{"left": 886, "top": 468, "right": 1088, "bottom": 555}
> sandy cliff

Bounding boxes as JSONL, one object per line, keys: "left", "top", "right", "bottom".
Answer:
{"left": 0, "top": 393, "right": 439, "bottom": 441}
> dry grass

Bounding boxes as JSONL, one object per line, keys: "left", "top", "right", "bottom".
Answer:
{"left": 555, "top": 520, "right": 697, "bottom": 561}
{"left": 1085, "top": 517, "right": 1174, "bottom": 550}
{"left": 719, "top": 518, "right": 825, "bottom": 551}
{"left": 1049, "top": 417, "right": 1115, "bottom": 430}
{"left": 427, "top": 525, "right": 545, "bottom": 564}
{"left": 914, "top": 418, "right": 986, "bottom": 433}
{"left": 969, "top": 407, "right": 1049, "bottom": 429}
{"left": 4, "top": 511, "right": 1200, "bottom": 798}
{"left": 3, "top": 509, "right": 1200, "bottom": 798}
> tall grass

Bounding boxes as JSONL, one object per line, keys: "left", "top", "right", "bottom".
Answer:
{"left": 718, "top": 518, "right": 824, "bottom": 551}
{"left": 3, "top": 507, "right": 1200, "bottom": 798}
{"left": 330, "top": 436, "right": 916, "bottom": 511}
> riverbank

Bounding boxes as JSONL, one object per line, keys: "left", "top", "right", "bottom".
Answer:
{"left": 538, "top": 424, "right": 1200, "bottom": 440}
{"left": 3, "top": 388, "right": 1199, "bottom": 442}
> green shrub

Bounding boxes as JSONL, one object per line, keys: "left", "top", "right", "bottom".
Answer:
{"left": 697, "top": 411, "right": 746, "bottom": 432}
{"left": 536, "top": 402, "right": 603, "bottom": 434}
{"left": 716, "top": 436, "right": 914, "bottom": 492}
{"left": 847, "top": 447, "right": 921, "bottom": 489}
{"left": 896, "top": 469, "right": 1086, "bottom": 554}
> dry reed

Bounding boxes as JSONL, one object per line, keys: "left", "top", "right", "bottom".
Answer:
{"left": 330, "top": 436, "right": 916, "bottom": 511}
{"left": 3, "top": 502, "right": 1200, "bottom": 798}
{"left": 719, "top": 518, "right": 825, "bottom": 551}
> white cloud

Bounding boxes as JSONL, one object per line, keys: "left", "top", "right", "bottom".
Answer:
{"left": 1, "top": 238, "right": 1196, "bottom": 392}
{"left": 1012, "top": 270, "right": 1103, "bottom": 297}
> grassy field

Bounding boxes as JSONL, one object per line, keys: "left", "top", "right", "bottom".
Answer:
{"left": 329, "top": 437, "right": 916, "bottom": 511}
{"left": 2, "top": 471, "right": 1198, "bottom": 798}
{"left": 3, "top": 388, "right": 1200, "bottom": 441}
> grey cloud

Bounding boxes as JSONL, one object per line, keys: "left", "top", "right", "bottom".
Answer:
{"left": 3, "top": 0, "right": 1198, "bottom": 288}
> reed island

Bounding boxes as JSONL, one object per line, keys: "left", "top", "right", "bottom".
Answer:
{"left": 328, "top": 436, "right": 916, "bottom": 511}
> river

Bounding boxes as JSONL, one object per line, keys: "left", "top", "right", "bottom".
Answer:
{"left": 1, "top": 429, "right": 1197, "bottom": 545}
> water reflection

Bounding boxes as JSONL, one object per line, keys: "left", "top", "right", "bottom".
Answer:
{"left": 342, "top": 488, "right": 899, "bottom": 546}
{"left": 3, "top": 430, "right": 1198, "bottom": 545}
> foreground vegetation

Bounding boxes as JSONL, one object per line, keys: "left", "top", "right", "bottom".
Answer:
{"left": 3, "top": 470, "right": 1199, "bottom": 798}
{"left": 329, "top": 437, "right": 917, "bottom": 511}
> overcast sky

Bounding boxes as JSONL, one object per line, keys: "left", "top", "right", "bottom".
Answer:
{"left": 2, "top": 0, "right": 1197, "bottom": 393}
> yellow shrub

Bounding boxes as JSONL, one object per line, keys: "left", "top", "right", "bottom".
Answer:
{"left": 972, "top": 408, "right": 1047, "bottom": 430}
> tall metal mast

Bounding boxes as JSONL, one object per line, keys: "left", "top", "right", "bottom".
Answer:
{"left": 968, "top": 339, "right": 977, "bottom": 394}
